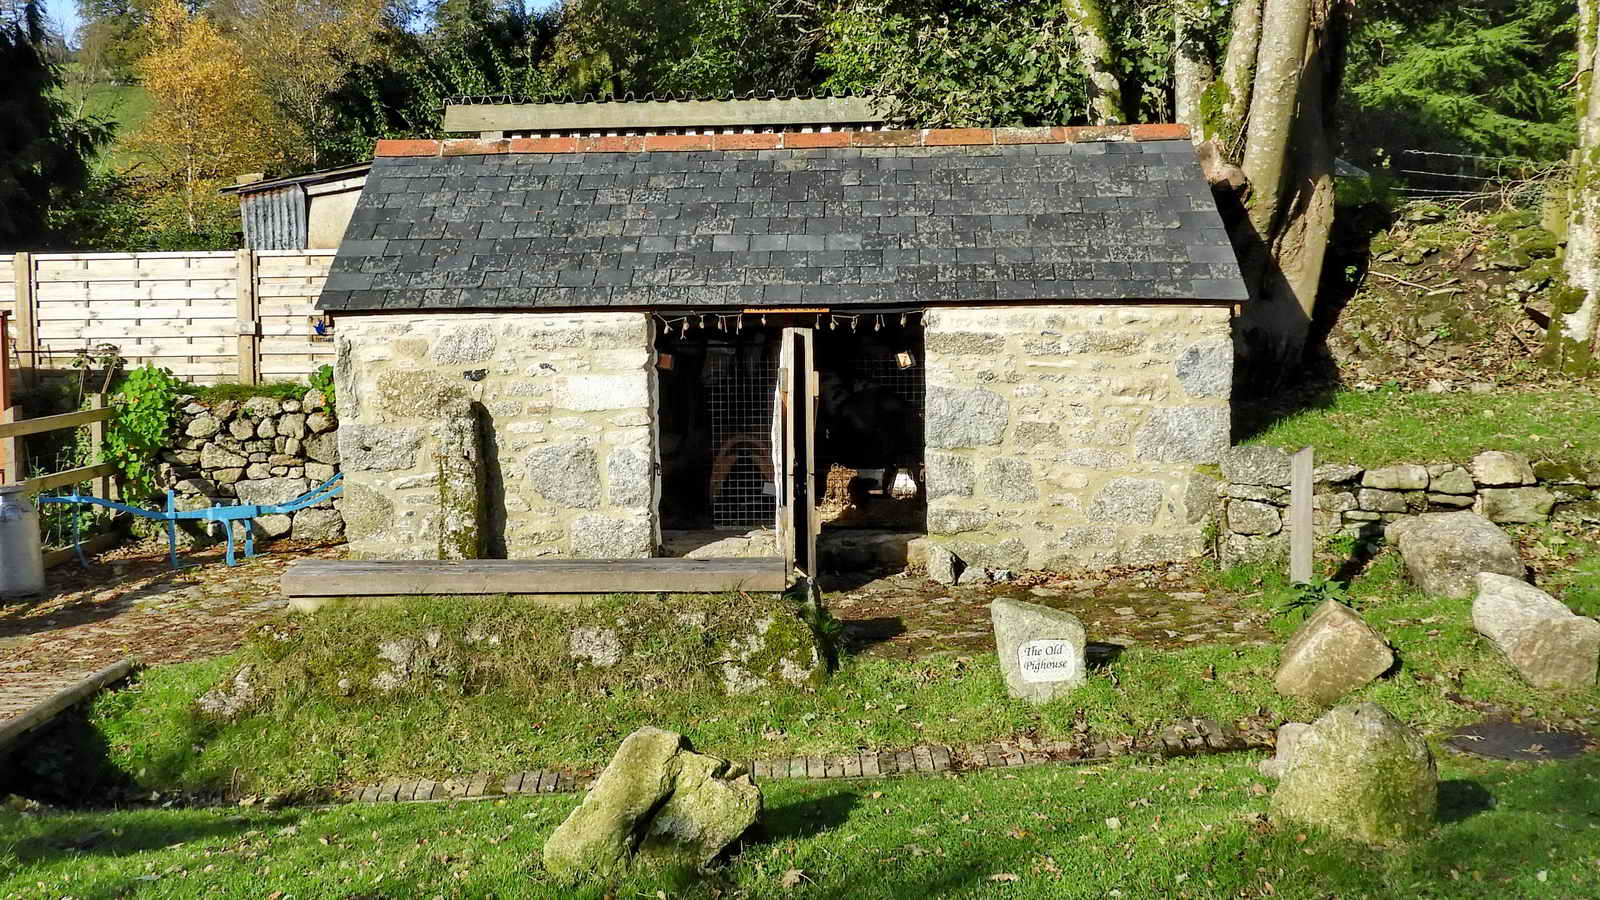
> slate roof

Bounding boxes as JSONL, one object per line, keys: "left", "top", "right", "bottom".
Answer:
{"left": 318, "top": 126, "right": 1248, "bottom": 312}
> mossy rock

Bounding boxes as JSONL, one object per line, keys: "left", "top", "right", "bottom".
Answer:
{"left": 1402, "top": 203, "right": 1447, "bottom": 223}
{"left": 1270, "top": 702, "right": 1437, "bottom": 846}
{"left": 1487, "top": 208, "right": 1540, "bottom": 231}
{"left": 541, "top": 726, "right": 761, "bottom": 881}
{"left": 1508, "top": 226, "right": 1559, "bottom": 259}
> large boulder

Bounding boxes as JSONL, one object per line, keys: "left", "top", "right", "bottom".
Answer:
{"left": 1472, "top": 573, "right": 1600, "bottom": 690}
{"left": 1274, "top": 601, "right": 1394, "bottom": 705}
{"left": 542, "top": 727, "right": 761, "bottom": 880}
{"left": 989, "top": 597, "right": 1087, "bottom": 704}
{"left": 1385, "top": 512, "right": 1523, "bottom": 598}
{"left": 1270, "top": 703, "right": 1437, "bottom": 846}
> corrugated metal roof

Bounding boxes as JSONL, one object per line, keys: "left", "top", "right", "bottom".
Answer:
{"left": 240, "top": 185, "right": 308, "bottom": 251}
{"left": 222, "top": 163, "right": 371, "bottom": 196}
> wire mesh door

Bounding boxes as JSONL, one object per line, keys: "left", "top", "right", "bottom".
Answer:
{"left": 706, "top": 338, "right": 780, "bottom": 529}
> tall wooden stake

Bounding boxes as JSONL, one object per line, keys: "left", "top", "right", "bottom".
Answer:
{"left": 1289, "top": 445, "right": 1314, "bottom": 583}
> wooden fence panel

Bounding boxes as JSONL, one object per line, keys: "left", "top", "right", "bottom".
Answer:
{"left": 258, "top": 251, "right": 335, "bottom": 379}
{"left": 6, "top": 250, "right": 335, "bottom": 385}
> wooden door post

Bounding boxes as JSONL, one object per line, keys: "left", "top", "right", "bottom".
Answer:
{"left": 1289, "top": 446, "right": 1314, "bottom": 583}
{"left": 236, "top": 250, "right": 260, "bottom": 384}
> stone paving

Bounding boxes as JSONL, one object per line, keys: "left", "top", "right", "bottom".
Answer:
{"left": 0, "top": 539, "right": 340, "bottom": 732}
{"left": 824, "top": 564, "right": 1275, "bottom": 660}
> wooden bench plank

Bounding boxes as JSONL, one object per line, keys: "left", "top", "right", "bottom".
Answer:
{"left": 280, "top": 558, "right": 790, "bottom": 597}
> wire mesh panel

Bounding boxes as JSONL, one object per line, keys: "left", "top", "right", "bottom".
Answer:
{"left": 851, "top": 349, "right": 924, "bottom": 420}
{"left": 706, "top": 340, "right": 780, "bottom": 528}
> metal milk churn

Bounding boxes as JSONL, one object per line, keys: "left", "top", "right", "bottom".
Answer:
{"left": 0, "top": 484, "right": 45, "bottom": 598}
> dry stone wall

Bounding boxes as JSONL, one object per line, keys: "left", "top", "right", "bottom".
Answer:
{"left": 333, "top": 312, "right": 656, "bottom": 560}
{"left": 1219, "top": 446, "right": 1600, "bottom": 564}
{"left": 162, "top": 391, "right": 342, "bottom": 541}
{"left": 922, "top": 304, "right": 1232, "bottom": 571}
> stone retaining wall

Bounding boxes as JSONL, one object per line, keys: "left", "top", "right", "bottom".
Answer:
{"left": 1218, "top": 446, "right": 1600, "bottom": 564}
{"left": 923, "top": 304, "right": 1232, "bottom": 571}
{"left": 161, "top": 391, "right": 343, "bottom": 542}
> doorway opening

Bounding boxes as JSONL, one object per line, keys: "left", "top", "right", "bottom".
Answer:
{"left": 813, "top": 317, "right": 926, "bottom": 532}
{"left": 654, "top": 312, "right": 926, "bottom": 569}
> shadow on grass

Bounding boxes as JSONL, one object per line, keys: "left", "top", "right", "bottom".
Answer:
{"left": 5, "top": 808, "right": 299, "bottom": 864}
{"left": 760, "top": 790, "right": 861, "bottom": 842}
{"left": 1436, "top": 779, "right": 1496, "bottom": 825}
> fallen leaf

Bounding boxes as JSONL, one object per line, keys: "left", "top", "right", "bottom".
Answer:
{"left": 780, "top": 869, "right": 806, "bottom": 888}
{"left": 988, "top": 873, "right": 1020, "bottom": 883}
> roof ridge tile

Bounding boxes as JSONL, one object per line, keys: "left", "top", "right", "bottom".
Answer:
{"left": 375, "top": 124, "right": 1193, "bottom": 159}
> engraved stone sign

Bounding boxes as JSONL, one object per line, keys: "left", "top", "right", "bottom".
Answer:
{"left": 990, "top": 597, "right": 1088, "bottom": 704}
{"left": 1019, "top": 639, "right": 1082, "bottom": 683}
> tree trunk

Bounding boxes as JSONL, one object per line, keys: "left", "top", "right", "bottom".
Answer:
{"left": 1215, "top": 0, "right": 1263, "bottom": 146}
{"left": 1173, "top": 0, "right": 1213, "bottom": 130}
{"left": 1241, "top": 0, "right": 1315, "bottom": 240}
{"left": 1061, "top": 0, "right": 1125, "bottom": 125}
{"left": 1230, "top": 0, "right": 1350, "bottom": 377}
{"left": 1545, "top": 1, "right": 1600, "bottom": 373}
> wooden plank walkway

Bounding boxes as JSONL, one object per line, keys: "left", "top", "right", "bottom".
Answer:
{"left": 281, "top": 557, "right": 791, "bottom": 598}
{"left": 0, "top": 658, "right": 136, "bottom": 752}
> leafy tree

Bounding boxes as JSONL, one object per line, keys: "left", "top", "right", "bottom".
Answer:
{"left": 1341, "top": 0, "right": 1579, "bottom": 165}
{"left": 821, "top": 0, "right": 1195, "bottom": 127}
{"left": 317, "top": 2, "right": 562, "bottom": 154}
{"left": 0, "top": 0, "right": 112, "bottom": 248}
{"left": 547, "top": 0, "right": 827, "bottom": 98}
{"left": 128, "top": 0, "right": 280, "bottom": 235}
{"left": 216, "top": 0, "right": 389, "bottom": 169}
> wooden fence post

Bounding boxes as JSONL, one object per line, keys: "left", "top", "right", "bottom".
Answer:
{"left": 236, "top": 249, "right": 260, "bottom": 384}
{"left": 88, "top": 392, "right": 115, "bottom": 500}
{"left": 1289, "top": 446, "right": 1315, "bottom": 583}
{"left": 12, "top": 252, "right": 36, "bottom": 388}
{"left": 0, "top": 309, "right": 10, "bottom": 484}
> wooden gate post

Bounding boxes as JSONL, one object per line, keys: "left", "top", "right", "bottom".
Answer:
{"left": 236, "top": 250, "right": 260, "bottom": 384}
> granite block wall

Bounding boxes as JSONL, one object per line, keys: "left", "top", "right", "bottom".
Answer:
{"left": 921, "top": 304, "right": 1233, "bottom": 570}
{"left": 333, "top": 312, "right": 657, "bottom": 560}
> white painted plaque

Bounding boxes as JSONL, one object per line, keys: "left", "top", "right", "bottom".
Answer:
{"left": 1018, "top": 639, "right": 1081, "bottom": 684}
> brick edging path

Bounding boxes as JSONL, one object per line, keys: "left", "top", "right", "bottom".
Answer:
{"left": 345, "top": 717, "right": 1271, "bottom": 804}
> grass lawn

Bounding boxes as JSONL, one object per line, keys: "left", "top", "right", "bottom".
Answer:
{"left": 4, "top": 751, "right": 1599, "bottom": 899}
{"left": 75, "top": 79, "right": 152, "bottom": 171}
{"left": 1237, "top": 388, "right": 1600, "bottom": 468}
{"left": 11, "top": 533, "right": 1598, "bottom": 804}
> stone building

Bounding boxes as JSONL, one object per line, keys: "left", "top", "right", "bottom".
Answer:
{"left": 317, "top": 98, "right": 1245, "bottom": 571}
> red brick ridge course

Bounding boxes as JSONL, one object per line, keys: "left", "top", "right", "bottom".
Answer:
{"left": 345, "top": 716, "right": 1270, "bottom": 804}
{"left": 376, "top": 124, "right": 1192, "bottom": 158}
